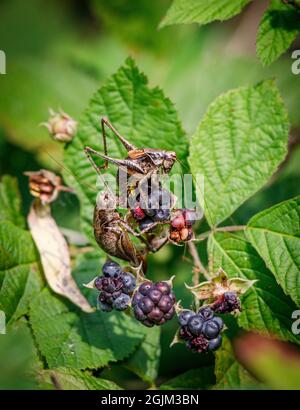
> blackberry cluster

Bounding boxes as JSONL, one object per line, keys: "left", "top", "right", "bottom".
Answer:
{"left": 131, "top": 186, "right": 172, "bottom": 232}
{"left": 212, "top": 291, "right": 241, "bottom": 314}
{"left": 132, "top": 280, "right": 176, "bottom": 327}
{"left": 94, "top": 261, "right": 136, "bottom": 312}
{"left": 170, "top": 209, "right": 196, "bottom": 243}
{"left": 178, "top": 306, "right": 223, "bottom": 353}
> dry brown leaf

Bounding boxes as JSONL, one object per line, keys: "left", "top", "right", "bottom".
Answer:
{"left": 28, "top": 199, "right": 94, "bottom": 313}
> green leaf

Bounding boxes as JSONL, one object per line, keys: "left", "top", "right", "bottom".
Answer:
{"left": 214, "top": 336, "right": 257, "bottom": 390}
{"left": 257, "top": 0, "right": 300, "bottom": 66}
{"left": 0, "top": 57, "right": 96, "bottom": 165}
{"left": 160, "top": 0, "right": 251, "bottom": 28}
{"left": 39, "top": 367, "right": 122, "bottom": 390}
{"left": 30, "top": 288, "right": 146, "bottom": 369}
{"left": 0, "top": 177, "right": 43, "bottom": 324}
{"left": 0, "top": 221, "right": 43, "bottom": 324}
{"left": 0, "top": 175, "right": 25, "bottom": 228}
{"left": 247, "top": 195, "right": 300, "bottom": 306}
{"left": 160, "top": 367, "right": 215, "bottom": 390}
{"left": 209, "top": 232, "right": 299, "bottom": 344}
{"left": 189, "top": 80, "right": 289, "bottom": 227}
{"left": 124, "top": 327, "right": 161, "bottom": 385}
{"left": 0, "top": 319, "right": 41, "bottom": 389}
{"left": 63, "top": 57, "right": 187, "bottom": 242}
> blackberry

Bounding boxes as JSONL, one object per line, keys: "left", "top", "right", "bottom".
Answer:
{"left": 187, "top": 314, "right": 204, "bottom": 335}
{"left": 134, "top": 305, "right": 147, "bottom": 321}
{"left": 132, "top": 291, "right": 143, "bottom": 306}
{"left": 148, "top": 288, "right": 162, "bottom": 303}
{"left": 139, "top": 297, "right": 154, "bottom": 314}
{"left": 95, "top": 261, "right": 136, "bottom": 312}
{"left": 133, "top": 280, "right": 176, "bottom": 327}
{"left": 102, "top": 261, "right": 122, "bottom": 278}
{"left": 122, "top": 272, "right": 136, "bottom": 294}
{"left": 178, "top": 310, "right": 195, "bottom": 326}
{"left": 97, "top": 299, "right": 113, "bottom": 312}
{"left": 139, "top": 281, "right": 153, "bottom": 296}
{"left": 208, "top": 335, "right": 222, "bottom": 351}
{"left": 113, "top": 293, "right": 131, "bottom": 311}
{"left": 187, "top": 334, "right": 209, "bottom": 353}
{"left": 198, "top": 306, "right": 214, "bottom": 321}
{"left": 164, "top": 306, "right": 175, "bottom": 320}
{"left": 225, "top": 292, "right": 241, "bottom": 310}
{"left": 177, "top": 307, "right": 223, "bottom": 354}
{"left": 202, "top": 320, "right": 220, "bottom": 340}
{"left": 212, "top": 291, "right": 241, "bottom": 314}
{"left": 155, "top": 281, "right": 171, "bottom": 294}
{"left": 212, "top": 316, "right": 224, "bottom": 331}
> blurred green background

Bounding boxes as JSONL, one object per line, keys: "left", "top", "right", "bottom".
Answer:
{"left": 1, "top": 0, "right": 300, "bottom": 389}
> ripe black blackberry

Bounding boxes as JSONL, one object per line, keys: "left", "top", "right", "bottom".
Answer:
{"left": 131, "top": 185, "right": 173, "bottom": 231}
{"left": 177, "top": 307, "right": 224, "bottom": 353}
{"left": 95, "top": 261, "right": 136, "bottom": 312}
{"left": 212, "top": 291, "right": 241, "bottom": 314}
{"left": 132, "top": 280, "right": 176, "bottom": 327}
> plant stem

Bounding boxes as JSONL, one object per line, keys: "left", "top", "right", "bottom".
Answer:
{"left": 195, "top": 225, "right": 246, "bottom": 241}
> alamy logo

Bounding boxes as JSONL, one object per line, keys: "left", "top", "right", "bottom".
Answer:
{"left": 291, "top": 50, "right": 300, "bottom": 75}
{"left": 0, "top": 50, "right": 6, "bottom": 74}
{"left": 291, "top": 310, "right": 300, "bottom": 335}
{"left": 0, "top": 310, "right": 6, "bottom": 334}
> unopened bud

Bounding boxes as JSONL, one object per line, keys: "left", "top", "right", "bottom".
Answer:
{"left": 41, "top": 109, "right": 77, "bottom": 142}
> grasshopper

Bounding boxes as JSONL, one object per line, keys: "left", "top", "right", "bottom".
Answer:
{"left": 84, "top": 117, "right": 177, "bottom": 179}
{"left": 84, "top": 117, "right": 196, "bottom": 266}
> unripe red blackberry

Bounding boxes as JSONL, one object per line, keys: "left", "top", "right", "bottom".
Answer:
{"left": 133, "top": 280, "right": 176, "bottom": 327}
{"left": 132, "top": 206, "right": 146, "bottom": 221}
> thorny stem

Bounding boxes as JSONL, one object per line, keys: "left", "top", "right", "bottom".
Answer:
{"left": 195, "top": 225, "right": 246, "bottom": 242}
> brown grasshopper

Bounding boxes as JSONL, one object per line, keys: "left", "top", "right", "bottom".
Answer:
{"left": 84, "top": 117, "right": 177, "bottom": 178}
{"left": 84, "top": 117, "right": 195, "bottom": 266}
